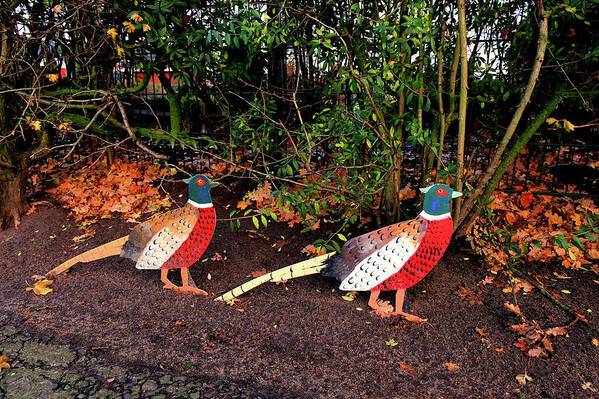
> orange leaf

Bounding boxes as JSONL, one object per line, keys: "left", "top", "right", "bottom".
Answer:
{"left": 251, "top": 268, "right": 268, "bottom": 278}
{"left": 398, "top": 363, "right": 416, "bottom": 375}
{"left": 504, "top": 302, "right": 522, "bottom": 316}
{"left": 544, "top": 211, "right": 563, "bottom": 227}
{"left": 520, "top": 192, "right": 534, "bottom": 209}
{"left": 527, "top": 346, "right": 544, "bottom": 357}
{"left": 312, "top": 219, "right": 321, "bottom": 230}
{"left": 444, "top": 362, "right": 459, "bottom": 371}
{"left": 26, "top": 279, "right": 53, "bottom": 295}
{"left": 505, "top": 212, "right": 517, "bottom": 225}
{"left": 0, "top": 354, "right": 12, "bottom": 372}
{"left": 511, "top": 324, "right": 531, "bottom": 334}
{"left": 545, "top": 326, "right": 567, "bottom": 336}
{"left": 514, "top": 337, "right": 529, "bottom": 352}
{"left": 237, "top": 200, "right": 250, "bottom": 210}
{"left": 301, "top": 244, "right": 326, "bottom": 257}
{"left": 541, "top": 337, "right": 554, "bottom": 353}
{"left": 45, "top": 73, "right": 59, "bottom": 83}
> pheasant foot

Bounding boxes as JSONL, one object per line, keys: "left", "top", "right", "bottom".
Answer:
{"left": 176, "top": 267, "right": 208, "bottom": 295}
{"left": 389, "top": 311, "right": 426, "bottom": 322}
{"left": 174, "top": 285, "right": 208, "bottom": 295}
{"left": 368, "top": 291, "right": 394, "bottom": 318}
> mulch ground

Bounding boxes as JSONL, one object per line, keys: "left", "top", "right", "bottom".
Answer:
{"left": 1, "top": 183, "right": 598, "bottom": 398}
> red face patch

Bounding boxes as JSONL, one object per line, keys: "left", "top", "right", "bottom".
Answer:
{"left": 196, "top": 178, "right": 207, "bottom": 186}
{"left": 436, "top": 187, "right": 449, "bottom": 196}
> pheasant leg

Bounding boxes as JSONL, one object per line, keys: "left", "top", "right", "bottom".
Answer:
{"left": 390, "top": 289, "right": 424, "bottom": 322}
{"left": 368, "top": 290, "right": 394, "bottom": 318}
{"left": 176, "top": 267, "right": 208, "bottom": 296}
{"left": 161, "top": 269, "right": 177, "bottom": 290}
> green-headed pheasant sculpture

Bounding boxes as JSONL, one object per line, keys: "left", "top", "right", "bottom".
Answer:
{"left": 216, "top": 183, "right": 461, "bottom": 320}
{"left": 46, "top": 175, "right": 219, "bottom": 295}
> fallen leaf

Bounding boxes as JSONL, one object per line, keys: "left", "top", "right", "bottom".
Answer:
{"left": 26, "top": 279, "right": 53, "bottom": 295}
{"left": 342, "top": 291, "right": 358, "bottom": 301}
{"left": 211, "top": 253, "right": 224, "bottom": 262}
{"left": 495, "top": 347, "right": 504, "bottom": 353}
{"left": 444, "top": 362, "right": 459, "bottom": 371}
{"left": 250, "top": 268, "right": 267, "bottom": 278}
{"left": 527, "top": 347, "right": 543, "bottom": 357}
{"left": 504, "top": 302, "right": 522, "bottom": 316}
{"left": 475, "top": 327, "right": 488, "bottom": 336}
{"left": 301, "top": 244, "right": 326, "bottom": 257}
{"left": 582, "top": 382, "right": 597, "bottom": 392}
{"left": 386, "top": 338, "right": 399, "bottom": 347}
{"left": 0, "top": 354, "right": 12, "bottom": 372}
{"left": 510, "top": 324, "right": 531, "bottom": 334}
{"left": 592, "top": 338, "right": 599, "bottom": 346}
{"left": 398, "top": 362, "right": 416, "bottom": 375}
{"left": 26, "top": 205, "right": 36, "bottom": 215}
{"left": 516, "top": 373, "right": 533, "bottom": 385}
{"left": 520, "top": 192, "right": 534, "bottom": 209}
{"left": 481, "top": 275, "right": 495, "bottom": 285}
{"left": 541, "top": 337, "right": 554, "bottom": 353}
{"left": 72, "top": 231, "right": 94, "bottom": 242}
{"left": 545, "top": 326, "right": 567, "bottom": 336}
{"left": 514, "top": 337, "right": 529, "bottom": 352}
{"left": 106, "top": 377, "right": 115, "bottom": 383}
{"left": 225, "top": 298, "right": 240, "bottom": 306}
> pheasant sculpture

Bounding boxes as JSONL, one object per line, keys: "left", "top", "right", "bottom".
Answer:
{"left": 46, "top": 175, "right": 218, "bottom": 295}
{"left": 216, "top": 183, "right": 461, "bottom": 320}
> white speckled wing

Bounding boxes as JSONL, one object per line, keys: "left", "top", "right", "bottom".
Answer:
{"left": 135, "top": 216, "right": 195, "bottom": 270}
{"left": 339, "top": 236, "right": 420, "bottom": 291}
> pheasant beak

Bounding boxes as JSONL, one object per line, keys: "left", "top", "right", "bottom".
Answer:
{"left": 210, "top": 181, "right": 222, "bottom": 188}
{"left": 451, "top": 191, "right": 463, "bottom": 199}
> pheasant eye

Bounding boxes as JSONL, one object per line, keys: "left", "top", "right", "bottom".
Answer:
{"left": 196, "top": 178, "right": 206, "bottom": 186}
{"left": 436, "top": 188, "right": 449, "bottom": 196}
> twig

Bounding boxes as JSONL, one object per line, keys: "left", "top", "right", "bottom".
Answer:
{"left": 511, "top": 267, "right": 598, "bottom": 334}
{"left": 114, "top": 96, "right": 168, "bottom": 160}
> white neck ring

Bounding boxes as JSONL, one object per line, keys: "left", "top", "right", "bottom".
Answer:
{"left": 188, "top": 199, "right": 213, "bottom": 208}
{"left": 419, "top": 210, "right": 451, "bottom": 221}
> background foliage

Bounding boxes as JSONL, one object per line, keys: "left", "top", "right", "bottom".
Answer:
{"left": 1, "top": 0, "right": 598, "bottom": 267}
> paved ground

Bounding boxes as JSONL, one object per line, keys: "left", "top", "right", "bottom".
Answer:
{"left": 0, "top": 313, "right": 269, "bottom": 399}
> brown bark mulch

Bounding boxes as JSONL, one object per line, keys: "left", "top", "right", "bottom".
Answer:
{"left": 1, "top": 184, "right": 598, "bottom": 398}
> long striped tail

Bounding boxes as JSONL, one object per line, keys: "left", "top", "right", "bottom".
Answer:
{"left": 214, "top": 253, "right": 334, "bottom": 302}
{"left": 45, "top": 236, "right": 129, "bottom": 278}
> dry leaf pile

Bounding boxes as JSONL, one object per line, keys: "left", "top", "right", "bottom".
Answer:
{"left": 40, "top": 158, "right": 173, "bottom": 226}
{"left": 504, "top": 302, "right": 568, "bottom": 358}
{"left": 470, "top": 188, "right": 599, "bottom": 270}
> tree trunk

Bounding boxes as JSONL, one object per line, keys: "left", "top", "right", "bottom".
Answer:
{"left": 0, "top": 156, "right": 28, "bottom": 229}
{"left": 382, "top": 153, "right": 402, "bottom": 223}
{"left": 454, "top": 0, "right": 468, "bottom": 218}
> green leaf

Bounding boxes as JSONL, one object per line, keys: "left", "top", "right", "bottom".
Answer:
{"left": 252, "top": 216, "right": 260, "bottom": 229}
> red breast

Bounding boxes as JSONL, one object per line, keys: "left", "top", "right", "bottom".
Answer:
{"left": 372, "top": 217, "right": 453, "bottom": 291}
{"left": 161, "top": 207, "right": 216, "bottom": 270}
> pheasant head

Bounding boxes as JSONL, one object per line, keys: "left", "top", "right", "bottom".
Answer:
{"left": 420, "top": 183, "right": 462, "bottom": 217}
{"left": 183, "top": 175, "right": 220, "bottom": 207}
